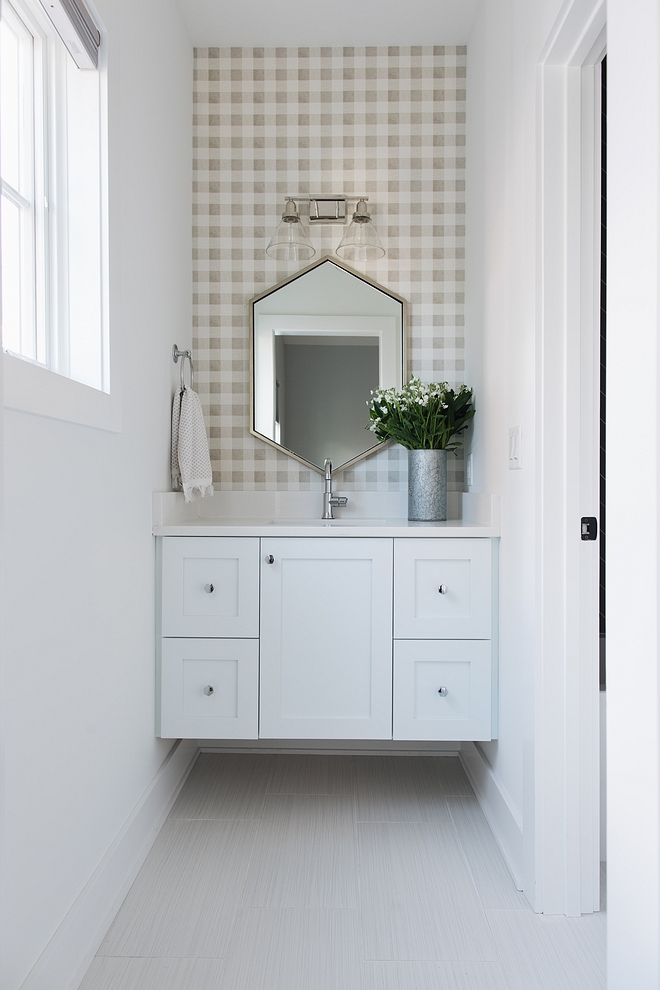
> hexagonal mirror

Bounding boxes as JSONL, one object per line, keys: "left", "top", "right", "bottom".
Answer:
{"left": 250, "top": 256, "right": 405, "bottom": 474}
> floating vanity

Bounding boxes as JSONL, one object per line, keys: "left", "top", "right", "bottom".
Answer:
{"left": 154, "top": 491, "right": 499, "bottom": 745}
{"left": 157, "top": 259, "right": 497, "bottom": 746}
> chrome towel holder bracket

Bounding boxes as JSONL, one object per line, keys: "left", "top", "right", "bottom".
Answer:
{"left": 172, "top": 344, "right": 194, "bottom": 390}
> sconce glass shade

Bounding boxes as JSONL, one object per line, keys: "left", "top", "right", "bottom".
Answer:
{"left": 335, "top": 199, "right": 386, "bottom": 261}
{"left": 266, "top": 199, "right": 316, "bottom": 261}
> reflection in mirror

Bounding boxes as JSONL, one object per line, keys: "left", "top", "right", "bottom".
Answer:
{"left": 276, "top": 334, "right": 379, "bottom": 468}
{"left": 251, "top": 257, "right": 405, "bottom": 474}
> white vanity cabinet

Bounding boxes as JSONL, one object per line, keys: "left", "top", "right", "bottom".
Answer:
{"left": 259, "top": 538, "right": 393, "bottom": 739}
{"left": 157, "top": 530, "right": 497, "bottom": 743}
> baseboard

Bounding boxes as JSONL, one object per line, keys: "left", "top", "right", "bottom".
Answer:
{"left": 19, "top": 739, "right": 199, "bottom": 990}
{"left": 199, "top": 739, "right": 461, "bottom": 756}
{"left": 460, "top": 742, "right": 524, "bottom": 892}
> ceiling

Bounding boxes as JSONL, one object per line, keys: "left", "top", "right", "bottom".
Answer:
{"left": 175, "top": 0, "right": 479, "bottom": 48}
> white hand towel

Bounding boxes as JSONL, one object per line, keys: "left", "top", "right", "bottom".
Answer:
{"left": 171, "top": 385, "right": 214, "bottom": 502}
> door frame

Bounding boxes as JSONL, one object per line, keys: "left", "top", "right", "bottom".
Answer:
{"left": 531, "top": 0, "right": 606, "bottom": 915}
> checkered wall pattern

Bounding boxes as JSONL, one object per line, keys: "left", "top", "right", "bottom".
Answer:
{"left": 193, "top": 46, "right": 466, "bottom": 491}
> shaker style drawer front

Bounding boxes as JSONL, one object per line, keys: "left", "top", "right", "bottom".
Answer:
{"left": 393, "top": 640, "right": 491, "bottom": 741}
{"left": 394, "top": 538, "right": 492, "bottom": 639}
{"left": 159, "top": 638, "right": 258, "bottom": 739}
{"left": 161, "top": 537, "right": 259, "bottom": 638}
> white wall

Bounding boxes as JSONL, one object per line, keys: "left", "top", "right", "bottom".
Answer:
{"left": 466, "top": 0, "right": 563, "bottom": 889}
{"left": 0, "top": 2, "right": 192, "bottom": 987}
{"left": 606, "top": 0, "right": 660, "bottom": 983}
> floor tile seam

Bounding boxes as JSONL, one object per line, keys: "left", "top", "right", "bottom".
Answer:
{"left": 234, "top": 906, "right": 364, "bottom": 915}
{"left": 361, "top": 952, "right": 504, "bottom": 963}
{"left": 262, "top": 791, "right": 358, "bottom": 801}
{"left": 354, "top": 817, "right": 369, "bottom": 962}
{"left": 445, "top": 796, "right": 532, "bottom": 914}
{"left": 230, "top": 811, "right": 263, "bottom": 921}
{"left": 480, "top": 907, "right": 526, "bottom": 972}
{"left": 259, "top": 791, "right": 360, "bottom": 825}
{"left": 252, "top": 769, "right": 272, "bottom": 821}
{"left": 484, "top": 908, "right": 540, "bottom": 920}
{"left": 440, "top": 800, "right": 511, "bottom": 968}
{"left": 167, "top": 816, "right": 268, "bottom": 821}
{"left": 482, "top": 909, "right": 607, "bottom": 986}
{"left": 361, "top": 955, "right": 505, "bottom": 963}
{"left": 444, "top": 794, "right": 499, "bottom": 917}
{"left": 92, "top": 953, "right": 227, "bottom": 960}
{"left": 263, "top": 754, "right": 279, "bottom": 798}
{"left": 355, "top": 817, "right": 452, "bottom": 824}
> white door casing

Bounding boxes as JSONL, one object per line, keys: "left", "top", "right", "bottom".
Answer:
{"left": 533, "top": 0, "right": 605, "bottom": 915}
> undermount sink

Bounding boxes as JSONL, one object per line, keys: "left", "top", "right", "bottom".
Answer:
{"left": 268, "top": 517, "right": 391, "bottom": 526}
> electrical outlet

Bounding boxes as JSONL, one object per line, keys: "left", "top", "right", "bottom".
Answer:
{"left": 509, "top": 426, "right": 522, "bottom": 469}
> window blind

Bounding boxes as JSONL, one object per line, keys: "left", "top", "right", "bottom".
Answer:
{"left": 39, "top": 0, "right": 100, "bottom": 68}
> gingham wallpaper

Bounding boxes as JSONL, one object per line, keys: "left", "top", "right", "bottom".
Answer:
{"left": 193, "top": 46, "right": 466, "bottom": 491}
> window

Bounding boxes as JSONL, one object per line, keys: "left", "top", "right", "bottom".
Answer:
{"left": 1, "top": 0, "right": 106, "bottom": 393}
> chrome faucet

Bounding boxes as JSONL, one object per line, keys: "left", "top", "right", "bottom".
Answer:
{"left": 322, "top": 459, "right": 348, "bottom": 519}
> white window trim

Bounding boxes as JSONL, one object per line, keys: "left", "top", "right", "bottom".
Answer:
{"left": 3, "top": 348, "right": 120, "bottom": 431}
{"left": 2, "top": 0, "right": 118, "bottom": 432}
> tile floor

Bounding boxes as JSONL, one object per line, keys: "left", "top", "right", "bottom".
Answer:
{"left": 78, "top": 754, "right": 606, "bottom": 990}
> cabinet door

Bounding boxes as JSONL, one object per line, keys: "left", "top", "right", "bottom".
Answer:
{"left": 161, "top": 537, "right": 259, "bottom": 638}
{"left": 159, "top": 638, "right": 258, "bottom": 739}
{"left": 393, "top": 640, "right": 492, "bottom": 741}
{"left": 394, "top": 538, "right": 492, "bottom": 639}
{"left": 260, "top": 538, "right": 393, "bottom": 739}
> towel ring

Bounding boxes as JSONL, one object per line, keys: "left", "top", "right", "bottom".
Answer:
{"left": 172, "top": 344, "right": 194, "bottom": 390}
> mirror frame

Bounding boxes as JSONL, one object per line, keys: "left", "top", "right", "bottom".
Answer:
{"left": 249, "top": 255, "right": 407, "bottom": 475}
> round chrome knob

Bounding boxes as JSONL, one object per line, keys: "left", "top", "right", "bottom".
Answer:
{"left": 266, "top": 555, "right": 275, "bottom": 564}
{"left": 204, "top": 583, "right": 215, "bottom": 594}
{"left": 438, "top": 584, "right": 447, "bottom": 595}
{"left": 438, "top": 686, "right": 448, "bottom": 697}
{"left": 204, "top": 685, "right": 214, "bottom": 696}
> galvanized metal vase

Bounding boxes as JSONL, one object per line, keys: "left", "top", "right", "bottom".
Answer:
{"left": 407, "top": 448, "right": 447, "bottom": 521}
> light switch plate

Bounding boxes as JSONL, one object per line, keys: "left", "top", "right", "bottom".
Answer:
{"left": 509, "top": 426, "right": 522, "bottom": 469}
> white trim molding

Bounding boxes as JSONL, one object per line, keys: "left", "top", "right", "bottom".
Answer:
{"left": 3, "top": 354, "right": 121, "bottom": 432}
{"left": 18, "top": 740, "right": 198, "bottom": 990}
{"left": 532, "top": 0, "right": 605, "bottom": 916}
{"left": 460, "top": 743, "right": 524, "bottom": 891}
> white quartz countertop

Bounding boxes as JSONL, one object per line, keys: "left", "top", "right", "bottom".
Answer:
{"left": 153, "top": 517, "right": 498, "bottom": 538}
{"left": 153, "top": 491, "right": 500, "bottom": 538}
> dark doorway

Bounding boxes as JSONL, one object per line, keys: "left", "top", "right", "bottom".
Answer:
{"left": 600, "top": 55, "right": 607, "bottom": 690}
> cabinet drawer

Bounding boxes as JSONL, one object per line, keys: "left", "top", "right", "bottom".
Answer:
{"left": 159, "top": 638, "right": 258, "bottom": 739}
{"left": 394, "top": 538, "right": 491, "bottom": 639}
{"left": 393, "top": 640, "right": 492, "bottom": 741}
{"left": 161, "top": 537, "right": 259, "bottom": 638}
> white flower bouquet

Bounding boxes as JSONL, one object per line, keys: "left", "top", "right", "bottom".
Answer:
{"left": 367, "top": 376, "right": 475, "bottom": 450}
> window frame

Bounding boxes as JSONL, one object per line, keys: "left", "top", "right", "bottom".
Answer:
{"left": 0, "top": 0, "right": 117, "bottom": 431}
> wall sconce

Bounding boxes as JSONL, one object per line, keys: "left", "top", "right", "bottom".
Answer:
{"left": 266, "top": 196, "right": 386, "bottom": 261}
{"left": 265, "top": 199, "right": 316, "bottom": 261}
{"left": 335, "top": 199, "right": 386, "bottom": 261}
